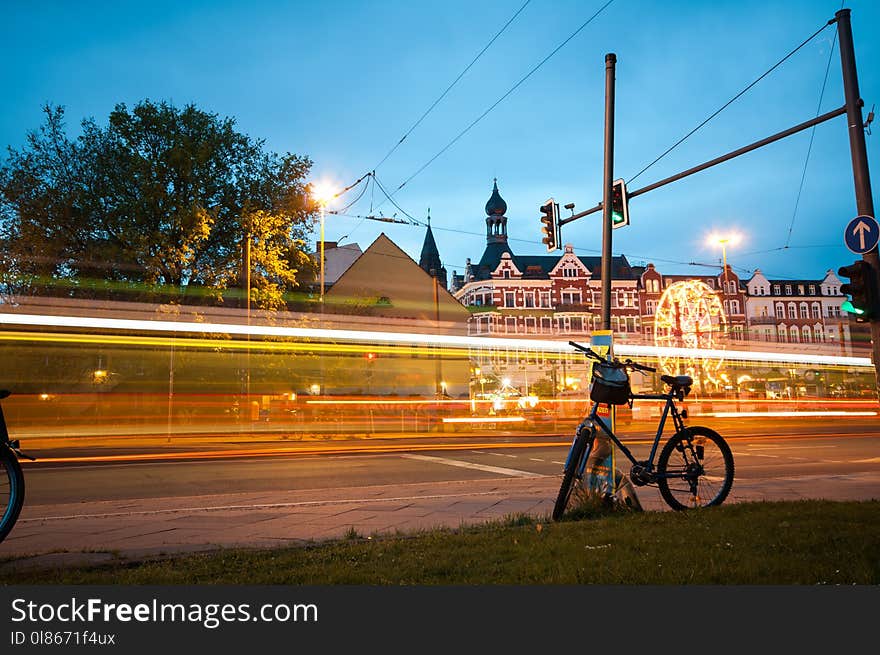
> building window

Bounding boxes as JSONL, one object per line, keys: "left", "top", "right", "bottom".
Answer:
{"left": 799, "top": 303, "right": 808, "bottom": 319}
{"left": 646, "top": 300, "right": 657, "bottom": 315}
{"left": 505, "top": 316, "right": 516, "bottom": 333}
{"left": 773, "top": 285, "right": 780, "bottom": 295}
{"left": 540, "top": 292, "right": 551, "bottom": 308}
{"left": 787, "top": 303, "right": 796, "bottom": 319}
{"left": 561, "top": 290, "right": 581, "bottom": 305}
{"left": 729, "top": 299, "right": 740, "bottom": 314}
{"left": 814, "top": 325, "right": 823, "bottom": 342}
{"left": 785, "top": 284, "right": 792, "bottom": 295}
{"left": 524, "top": 292, "right": 535, "bottom": 308}
{"left": 802, "top": 325, "right": 811, "bottom": 343}
{"left": 505, "top": 292, "right": 515, "bottom": 307}
{"left": 525, "top": 317, "right": 537, "bottom": 333}
{"left": 541, "top": 317, "right": 552, "bottom": 333}
{"left": 570, "top": 317, "right": 583, "bottom": 332}
{"left": 775, "top": 303, "right": 784, "bottom": 319}
{"left": 808, "top": 285, "right": 815, "bottom": 295}
{"left": 503, "top": 269, "right": 510, "bottom": 279}
{"left": 790, "top": 325, "right": 799, "bottom": 342}
{"left": 811, "top": 303, "right": 820, "bottom": 319}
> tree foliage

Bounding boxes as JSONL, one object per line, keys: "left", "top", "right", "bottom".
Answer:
{"left": 0, "top": 101, "right": 318, "bottom": 309}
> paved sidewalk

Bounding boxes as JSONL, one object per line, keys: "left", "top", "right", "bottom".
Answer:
{"left": 2, "top": 470, "right": 879, "bottom": 572}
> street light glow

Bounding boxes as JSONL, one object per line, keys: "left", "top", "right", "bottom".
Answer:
{"left": 706, "top": 231, "right": 742, "bottom": 248}
{"left": 309, "top": 180, "right": 339, "bottom": 207}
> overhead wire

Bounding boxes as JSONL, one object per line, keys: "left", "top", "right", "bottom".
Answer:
{"left": 371, "top": 0, "right": 533, "bottom": 172}
{"left": 626, "top": 17, "right": 837, "bottom": 186}
{"left": 783, "top": 6, "right": 841, "bottom": 248}
{"left": 382, "top": 0, "right": 617, "bottom": 203}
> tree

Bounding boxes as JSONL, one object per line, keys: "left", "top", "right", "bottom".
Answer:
{"left": 0, "top": 101, "right": 318, "bottom": 309}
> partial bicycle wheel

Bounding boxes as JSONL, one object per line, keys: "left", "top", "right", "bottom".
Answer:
{"left": 0, "top": 447, "right": 25, "bottom": 543}
{"left": 552, "top": 434, "right": 590, "bottom": 521}
{"left": 657, "top": 425, "right": 734, "bottom": 510}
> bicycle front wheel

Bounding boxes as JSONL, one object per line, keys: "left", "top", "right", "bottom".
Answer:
{"left": 0, "top": 446, "right": 25, "bottom": 543}
{"left": 657, "top": 426, "right": 734, "bottom": 511}
{"left": 552, "top": 434, "right": 591, "bottom": 521}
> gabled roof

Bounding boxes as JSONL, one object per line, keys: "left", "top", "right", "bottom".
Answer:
{"left": 325, "top": 233, "right": 469, "bottom": 324}
{"left": 472, "top": 252, "right": 637, "bottom": 281}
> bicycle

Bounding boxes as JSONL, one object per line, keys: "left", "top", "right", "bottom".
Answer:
{"left": 552, "top": 342, "right": 735, "bottom": 520}
{"left": 0, "top": 390, "right": 31, "bottom": 543}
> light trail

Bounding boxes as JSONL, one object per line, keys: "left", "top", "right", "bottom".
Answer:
{"left": 0, "top": 311, "right": 873, "bottom": 368}
{"left": 708, "top": 411, "right": 877, "bottom": 417}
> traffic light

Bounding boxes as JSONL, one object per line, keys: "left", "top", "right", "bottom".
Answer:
{"left": 610, "top": 178, "right": 629, "bottom": 229}
{"left": 838, "top": 259, "right": 877, "bottom": 321}
{"left": 540, "top": 198, "right": 560, "bottom": 252}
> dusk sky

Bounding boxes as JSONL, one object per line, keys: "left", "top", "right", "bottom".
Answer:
{"left": 3, "top": 0, "right": 878, "bottom": 284}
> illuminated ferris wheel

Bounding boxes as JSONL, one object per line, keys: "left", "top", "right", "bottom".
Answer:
{"left": 653, "top": 279, "right": 728, "bottom": 386}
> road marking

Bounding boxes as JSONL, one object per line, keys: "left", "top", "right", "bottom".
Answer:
{"left": 745, "top": 445, "right": 839, "bottom": 450}
{"left": 853, "top": 457, "right": 880, "bottom": 463}
{"left": 529, "top": 458, "right": 545, "bottom": 462}
{"left": 400, "top": 453, "right": 541, "bottom": 478}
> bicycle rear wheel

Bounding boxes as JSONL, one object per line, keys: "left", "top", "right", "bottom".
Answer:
{"left": 552, "top": 434, "right": 591, "bottom": 521}
{"left": 0, "top": 446, "right": 25, "bottom": 543}
{"left": 657, "top": 426, "right": 734, "bottom": 511}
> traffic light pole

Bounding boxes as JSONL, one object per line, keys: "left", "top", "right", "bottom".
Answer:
{"left": 601, "top": 53, "right": 616, "bottom": 331}
{"left": 837, "top": 8, "right": 880, "bottom": 397}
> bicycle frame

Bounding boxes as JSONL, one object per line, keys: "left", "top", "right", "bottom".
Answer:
{"left": 571, "top": 391, "right": 687, "bottom": 481}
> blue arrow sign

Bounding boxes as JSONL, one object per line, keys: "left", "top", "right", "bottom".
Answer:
{"left": 844, "top": 215, "right": 879, "bottom": 254}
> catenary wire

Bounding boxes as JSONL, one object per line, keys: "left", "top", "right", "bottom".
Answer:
{"left": 626, "top": 17, "right": 836, "bottom": 186}
{"left": 371, "top": 0, "right": 533, "bottom": 172}
{"left": 383, "top": 0, "right": 617, "bottom": 201}
{"left": 784, "top": 6, "right": 842, "bottom": 248}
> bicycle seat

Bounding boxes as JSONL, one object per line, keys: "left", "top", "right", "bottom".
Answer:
{"left": 660, "top": 375, "right": 693, "bottom": 388}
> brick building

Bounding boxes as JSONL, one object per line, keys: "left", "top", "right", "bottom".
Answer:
{"left": 450, "top": 180, "right": 854, "bottom": 352}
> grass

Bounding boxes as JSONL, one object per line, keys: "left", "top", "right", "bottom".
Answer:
{"left": 1, "top": 500, "right": 878, "bottom": 584}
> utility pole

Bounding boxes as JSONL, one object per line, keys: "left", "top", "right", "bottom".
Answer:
{"left": 836, "top": 8, "right": 880, "bottom": 396}
{"left": 601, "top": 53, "right": 616, "bottom": 330}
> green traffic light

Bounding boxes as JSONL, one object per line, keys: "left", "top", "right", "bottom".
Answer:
{"left": 612, "top": 211, "right": 624, "bottom": 225}
{"left": 841, "top": 300, "right": 865, "bottom": 316}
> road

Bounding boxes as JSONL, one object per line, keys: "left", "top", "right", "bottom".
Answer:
{"left": 1, "top": 415, "right": 876, "bottom": 563}
{"left": 18, "top": 416, "right": 880, "bottom": 505}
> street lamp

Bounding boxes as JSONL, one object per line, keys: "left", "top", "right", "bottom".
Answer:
{"left": 309, "top": 181, "right": 339, "bottom": 306}
{"left": 707, "top": 232, "right": 742, "bottom": 296}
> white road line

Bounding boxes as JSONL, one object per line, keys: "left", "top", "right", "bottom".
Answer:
{"left": 745, "top": 445, "right": 839, "bottom": 450}
{"left": 853, "top": 457, "right": 880, "bottom": 464}
{"left": 529, "top": 458, "right": 545, "bottom": 462}
{"left": 400, "top": 453, "right": 542, "bottom": 478}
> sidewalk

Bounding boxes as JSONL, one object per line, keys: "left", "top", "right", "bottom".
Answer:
{"left": 2, "top": 470, "right": 879, "bottom": 572}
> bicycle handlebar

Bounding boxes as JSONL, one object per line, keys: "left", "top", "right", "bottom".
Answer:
{"left": 568, "top": 341, "right": 656, "bottom": 373}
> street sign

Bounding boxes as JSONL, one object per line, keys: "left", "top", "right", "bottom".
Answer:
{"left": 844, "top": 215, "right": 879, "bottom": 254}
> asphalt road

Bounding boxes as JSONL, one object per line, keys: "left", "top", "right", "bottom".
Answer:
{"left": 17, "top": 416, "right": 880, "bottom": 507}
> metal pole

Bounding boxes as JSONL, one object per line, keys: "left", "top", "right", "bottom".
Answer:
{"left": 246, "top": 231, "right": 251, "bottom": 405}
{"left": 319, "top": 205, "right": 326, "bottom": 307}
{"left": 560, "top": 105, "right": 847, "bottom": 227}
{"left": 601, "top": 53, "right": 616, "bottom": 331}
{"left": 836, "top": 8, "right": 880, "bottom": 397}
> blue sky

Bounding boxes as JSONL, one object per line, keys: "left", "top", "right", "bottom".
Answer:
{"left": 2, "top": 0, "right": 878, "bottom": 283}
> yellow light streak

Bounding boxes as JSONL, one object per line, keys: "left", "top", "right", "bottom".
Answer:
{"left": 442, "top": 416, "right": 526, "bottom": 423}
{"left": 0, "top": 312, "right": 872, "bottom": 368}
{"left": 708, "top": 411, "right": 877, "bottom": 417}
